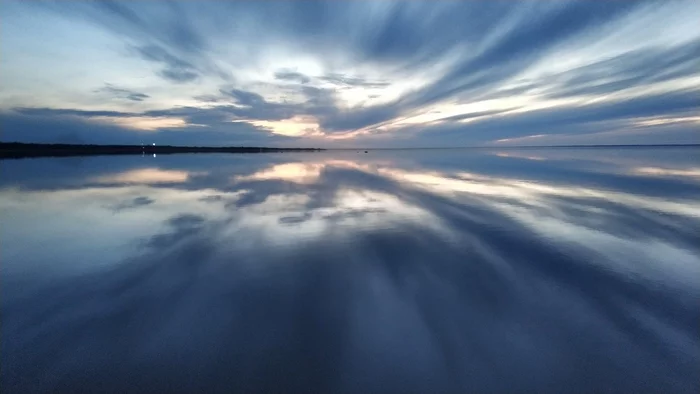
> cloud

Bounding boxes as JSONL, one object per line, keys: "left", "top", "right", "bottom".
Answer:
{"left": 319, "top": 73, "right": 389, "bottom": 89}
{"left": 461, "top": 39, "right": 700, "bottom": 103}
{"left": 393, "top": 2, "right": 649, "bottom": 110}
{"left": 14, "top": 107, "right": 132, "bottom": 118}
{"left": 35, "top": 0, "right": 228, "bottom": 82}
{"left": 0, "top": 108, "right": 300, "bottom": 147}
{"left": 392, "top": 89, "right": 700, "bottom": 147}
{"left": 213, "top": 88, "right": 316, "bottom": 121}
{"left": 4, "top": 0, "right": 700, "bottom": 146}
{"left": 220, "top": 88, "right": 266, "bottom": 106}
{"left": 274, "top": 70, "right": 311, "bottom": 84}
{"left": 95, "top": 84, "right": 150, "bottom": 101}
{"left": 109, "top": 196, "right": 155, "bottom": 212}
{"left": 90, "top": 0, "right": 204, "bottom": 53}
{"left": 318, "top": 103, "right": 401, "bottom": 133}
{"left": 438, "top": 109, "right": 516, "bottom": 123}
{"left": 133, "top": 45, "right": 200, "bottom": 83}
{"left": 216, "top": 84, "right": 398, "bottom": 133}
{"left": 74, "top": 0, "right": 207, "bottom": 54}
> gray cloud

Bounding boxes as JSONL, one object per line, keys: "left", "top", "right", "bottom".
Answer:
{"left": 220, "top": 88, "right": 266, "bottom": 106}
{"left": 319, "top": 73, "right": 390, "bottom": 89}
{"left": 0, "top": 109, "right": 298, "bottom": 147}
{"left": 439, "top": 109, "right": 518, "bottom": 123}
{"left": 14, "top": 108, "right": 130, "bottom": 118}
{"left": 133, "top": 45, "right": 200, "bottom": 83}
{"left": 11, "top": 0, "right": 700, "bottom": 146}
{"left": 109, "top": 196, "right": 155, "bottom": 212}
{"left": 394, "top": 89, "right": 700, "bottom": 146}
{"left": 37, "top": 0, "right": 228, "bottom": 82}
{"left": 399, "top": 2, "right": 647, "bottom": 108}
{"left": 318, "top": 103, "right": 401, "bottom": 133}
{"left": 541, "top": 40, "right": 700, "bottom": 99}
{"left": 94, "top": 0, "right": 206, "bottom": 53}
{"left": 274, "top": 70, "right": 311, "bottom": 84}
{"left": 96, "top": 84, "right": 150, "bottom": 102}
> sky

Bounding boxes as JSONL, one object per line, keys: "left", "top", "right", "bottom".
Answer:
{"left": 1, "top": 0, "right": 699, "bottom": 148}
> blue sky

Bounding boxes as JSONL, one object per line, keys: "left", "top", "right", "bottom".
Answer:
{"left": 1, "top": 0, "right": 699, "bottom": 147}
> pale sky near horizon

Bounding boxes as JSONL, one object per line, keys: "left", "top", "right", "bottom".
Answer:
{"left": 1, "top": 0, "right": 699, "bottom": 147}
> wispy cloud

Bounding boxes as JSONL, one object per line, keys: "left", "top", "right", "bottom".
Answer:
{"left": 274, "top": 70, "right": 311, "bottom": 85}
{"left": 1, "top": 0, "right": 699, "bottom": 146}
{"left": 96, "top": 84, "right": 150, "bottom": 102}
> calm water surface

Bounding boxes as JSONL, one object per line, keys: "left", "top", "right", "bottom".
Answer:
{"left": 2, "top": 148, "right": 699, "bottom": 393}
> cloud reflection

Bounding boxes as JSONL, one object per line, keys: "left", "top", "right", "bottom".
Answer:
{"left": 2, "top": 149, "right": 699, "bottom": 393}
{"left": 95, "top": 168, "right": 200, "bottom": 184}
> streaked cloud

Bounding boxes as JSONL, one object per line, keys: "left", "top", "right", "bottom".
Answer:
{"left": 1, "top": 0, "right": 698, "bottom": 147}
{"left": 96, "top": 84, "right": 150, "bottom": 102}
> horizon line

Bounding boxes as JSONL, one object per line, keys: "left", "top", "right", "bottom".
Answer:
{"left": 3, "top": 142, "right": 699, "bottom": 150}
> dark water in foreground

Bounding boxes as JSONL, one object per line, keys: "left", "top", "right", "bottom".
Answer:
{"left": 2, "top": 148, "right": 699, "bottom": 393}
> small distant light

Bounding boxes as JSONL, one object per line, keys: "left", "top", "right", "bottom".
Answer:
{"left": 153, "top": 153, "right": 156, "bottom": 158}
{"left": 152, "top": 143, "right": 156, "bottom": 146}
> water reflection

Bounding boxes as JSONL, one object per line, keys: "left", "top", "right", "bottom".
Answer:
{"left": 96, "top": 168, "right": 197, "bottom": 184}
{"left": 1, "top": 148, "right": 699, "bottom": 393}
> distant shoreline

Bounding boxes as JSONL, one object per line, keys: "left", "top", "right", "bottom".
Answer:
{"left": 0, "top": 142, "right": 324, "bottom": 159}
{"left": 1, "top": 142, "right": 698, "bottom": 159}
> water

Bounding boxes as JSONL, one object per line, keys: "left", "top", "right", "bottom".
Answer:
{"left": 2, "top": 147, "right": 699, "bottom": 393}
